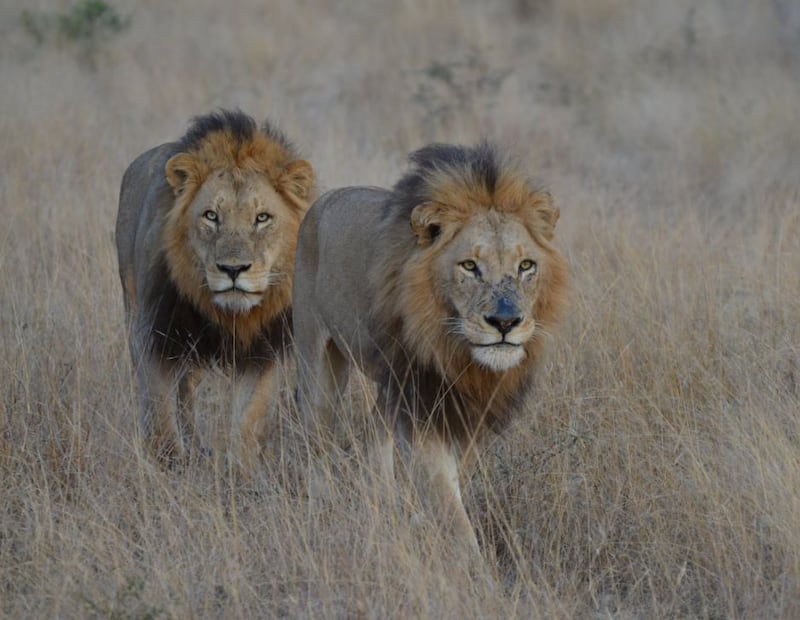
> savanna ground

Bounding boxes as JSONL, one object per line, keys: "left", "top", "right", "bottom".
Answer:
{"left": 2, "top": 0, "right": 799, "bottom": 617}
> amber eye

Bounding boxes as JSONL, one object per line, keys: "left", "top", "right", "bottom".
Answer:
{"left": 519, "top": 259, "right": 537, "bottom": 274}
{"left": 255, "top": 213, "right": 271, "bottom": 224}
{"left": 203, "top": 210, "right": 218, "bottom": 222}
{"left": 460, "top": 260, "right": 478, "bottom": 272}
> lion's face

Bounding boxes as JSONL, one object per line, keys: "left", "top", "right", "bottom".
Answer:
{"left": 431, "top": 211, "right": 547, "bottom": 371}
{"left": 404, "top": 195, "right": 565, "bottom": 376}
{"left": 184, "top": 170, "right": 297, "bottom": 314}
{"left": 163, "top": 142, "right": 313, "bottom": 324}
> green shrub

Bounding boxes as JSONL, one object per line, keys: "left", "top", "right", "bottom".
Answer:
{"left": 20, "top": 1, "right": 131, "bottom": 68}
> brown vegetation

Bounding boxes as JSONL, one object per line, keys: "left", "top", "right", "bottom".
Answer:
{"left": 1, "top": 0, "right": 798, "bottom": 617}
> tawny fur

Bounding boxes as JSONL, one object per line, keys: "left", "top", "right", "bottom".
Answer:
{"left": 393, "top": 205, "right": 566, "bottom": 380}
{"left": 116, "top": 109, "right": 315, "bottom": 466}
{"left": 374, "top": 147, "right": 569, "bottom": 438}
{"left": 292, "top": 141, "right": 568, "bottom": 552}
{"left": 161, "top": 122, "right": 313, "bottom": 349}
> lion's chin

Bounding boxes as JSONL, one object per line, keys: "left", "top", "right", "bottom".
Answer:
{"left": 470, "top": 344, "right": 526, "bottom": 372}
{"left": 212, "top": 291, "right": 262, "bottom": 314}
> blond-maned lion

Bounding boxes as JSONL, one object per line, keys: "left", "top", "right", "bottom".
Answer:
{"left": 115, "top": 109, "right": 314, "bottom": 470}
{"left": 293, "top": 142, "right": 568, "bottom": 552}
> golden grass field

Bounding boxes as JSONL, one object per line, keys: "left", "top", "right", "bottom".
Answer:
{"left": 2, "top": 0, "right": 799, "bottom": 617}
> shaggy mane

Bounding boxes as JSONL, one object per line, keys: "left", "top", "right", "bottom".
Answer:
{"left": 374, "top": 141, "right": 569, "bottom": 440}
{"left": 389, "top": 141, "right": 559, "bottom": 245}
{"left": 392, "top": 141, "right": 502, "bottom": 206}
{"left": 176, "top": 109, "right": 302, "bottom": 189}
{"left": 162, "top": 109, "right": 311, "bottom": 351}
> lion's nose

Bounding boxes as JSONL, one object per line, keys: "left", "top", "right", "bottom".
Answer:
{"left": 217, "top": 263, "right": 251, "bottom": 281}
{"left": 485, "top": 297, "right": 522, "bottom": 335}
{"left": 485, "top": 314, "right": 522, "bottom": 335}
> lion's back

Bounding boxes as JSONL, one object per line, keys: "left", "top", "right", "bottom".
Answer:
{"left": 296, "top": 186, "right": 391, "bottom": 296}
{"left": 293, "top": 186, "right": 395, "bottom": 368}
{"left": 115, "top": 143, "right": 177, "bottom": 311}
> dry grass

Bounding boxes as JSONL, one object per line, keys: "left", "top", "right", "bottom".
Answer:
{"left": 2, "top": 0, "right": 799, "bottom": 617}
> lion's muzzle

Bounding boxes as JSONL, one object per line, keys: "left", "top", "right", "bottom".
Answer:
{"left": 464, "top": 295, "right": 532, "bottom": 370}
{"left": 208, "top": 262, "right": 261, "bottom": 294}
{"left": 484, "top": 296, "right": 522, "bottom": 336}
{"left": 216, "top": 262, "right": 252, "bottom": 282}
{"left": 207, "top": 262, "right": 267, "bottom": 313}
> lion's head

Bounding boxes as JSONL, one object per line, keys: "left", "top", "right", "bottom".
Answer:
{"left": 162, "top": 111, "right": 314, "bottom": 342}
{"left": 391, "top": 143, "right": 567, "bottom": 378}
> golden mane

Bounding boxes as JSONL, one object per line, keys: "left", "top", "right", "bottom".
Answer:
{"left": 117, "top": 108, "right": 315, "bottom": 469}
{"left": 290, "top": 141, "right": 567, "bottom": 552}
{"left": 375, "top": 142, "right": 569, "bottom": 436}
{"left": 162, "top": 113, "right": 313, "bottom": 349}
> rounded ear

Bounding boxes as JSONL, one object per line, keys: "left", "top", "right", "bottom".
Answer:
{"left": 533, "top": 191, "right": 560, "bottom": 240}
{"left": 279, "top": 160, "right": 314, "bottom": 202}
{"left": 165, "top": 153, "right": 202, "bottom": 195}
{"left": 410, "top": 202, "right": 444, "bottom": 246}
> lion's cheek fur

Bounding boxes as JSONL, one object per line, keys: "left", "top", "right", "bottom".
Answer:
{"left": 532, "top": 248, "right": 570, "bottom": 332}
{"left": 164, "top": 204, "right": 208, "bottom": 314}
{"left": 161, "top": 196, "right": 295, "bottom": 351}
{"left": 398, "top": 256, "right": 469, "bottom": 377}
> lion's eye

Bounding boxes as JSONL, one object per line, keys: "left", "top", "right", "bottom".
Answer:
{"left": 255, "top": 213, "right": 272, "bottom": 225}
{"left": 519, "top": 259, "right": 537, "bottom": 274}
{"left": 203, "top": 210, "right": 218, "bottom": 222}
{"left": 460, "top": 260, "right": 479, "bottom": 273}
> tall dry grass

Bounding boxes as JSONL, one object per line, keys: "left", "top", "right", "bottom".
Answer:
{"left": 1, "top": 0, "right": 799, "bottom": 617}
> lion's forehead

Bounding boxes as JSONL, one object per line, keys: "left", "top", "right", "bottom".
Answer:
{"left": 450, "top": 214, "right": 540, "bottom": 266}
{"left": 194, "top": 172, "right": 289, "bottom": 220}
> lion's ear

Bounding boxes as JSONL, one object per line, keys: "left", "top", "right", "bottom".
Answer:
{"left": 533, "top": 191, "right": 560, "bottom": 240}
{"left": 165, "top": 153, "right": 202, "bottom": 195}
{"left": 279, "top": 160, "right": 314, "bottom": 202}
{"left": 410, "top": 202, "right": 444, "bottom": 246}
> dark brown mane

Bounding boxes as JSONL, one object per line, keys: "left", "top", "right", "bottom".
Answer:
{"left": 180, "top": 109, "right": 298, "bottom": 161}
{"left": 392, "top": 141, "right": 502, "bottom": 210}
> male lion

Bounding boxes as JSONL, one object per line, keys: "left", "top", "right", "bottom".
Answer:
{"left": 116, "top": 109, "right": 314, "bottom": 471}
{"left": 293, "top": 142, "right": 568, "bottom": 553}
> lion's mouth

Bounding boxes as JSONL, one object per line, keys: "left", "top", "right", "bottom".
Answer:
{"left": 212, "top": 288, "right": 265, "bottom": 313}
{"left": 469, "top": 340, "right": 527, "bottom": 371}
{"left": 213, "top": 287, "right": 264, "bottom": 296}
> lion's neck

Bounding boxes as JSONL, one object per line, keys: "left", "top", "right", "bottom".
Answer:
{"left": 184, "top": 284, "right": 292, "bottom": 351}
{"left": 407, "top": 342, "right": 536, "bottom": 439}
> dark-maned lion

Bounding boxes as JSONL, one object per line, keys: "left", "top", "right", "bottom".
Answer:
{"left": 293, "top": 142, "right": 568, "bottom": 552}
{"left": 115, "top": 109, "right": 314, "bottom": 471}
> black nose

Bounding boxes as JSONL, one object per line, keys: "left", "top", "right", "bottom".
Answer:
{"left": 484, "top": 314, "right": 522, "bottom": 335}
{"left": 217, "top": 263, "right": 251, "bottom": 281}
{"left": 485, "top": 297, "right": 522, "bottom": 335}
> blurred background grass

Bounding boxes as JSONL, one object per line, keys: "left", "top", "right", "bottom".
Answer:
{"left": 1, "top": 0, "right": 799, "bottom": 617}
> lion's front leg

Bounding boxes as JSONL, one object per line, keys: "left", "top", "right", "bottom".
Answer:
{"left": 134, "top": 353, "right": 187, "bottom": 466}
{"left": 229, "top": 363, "right": 278, "bottom": 478}
{"left": 295, "top": 337, "right": 351, "bottom": 452}
{"left": 176, "top": 368, "right": 203, "bottom": 453}
{"left": 380, "top": 382, "right": 481, "bottom": 555}
{"left": 402, "top": 429, "right": 481, "bottom": 556}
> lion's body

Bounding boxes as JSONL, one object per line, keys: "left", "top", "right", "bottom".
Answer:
{"left": 293, "top": 143, "right": 567, "bottom": 552}
{"left": 116, "top": 110, "right": 314, "bottom": 468}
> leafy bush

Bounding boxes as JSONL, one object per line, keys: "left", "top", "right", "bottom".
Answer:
{"left": 57, "top": 0, "right": 130, "bottom": 41}
{"left": 20, "top": 1, "right": 131, "bottom": 67}
{"left": 412, "top": 49, "right": 510, "bottom": 132}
